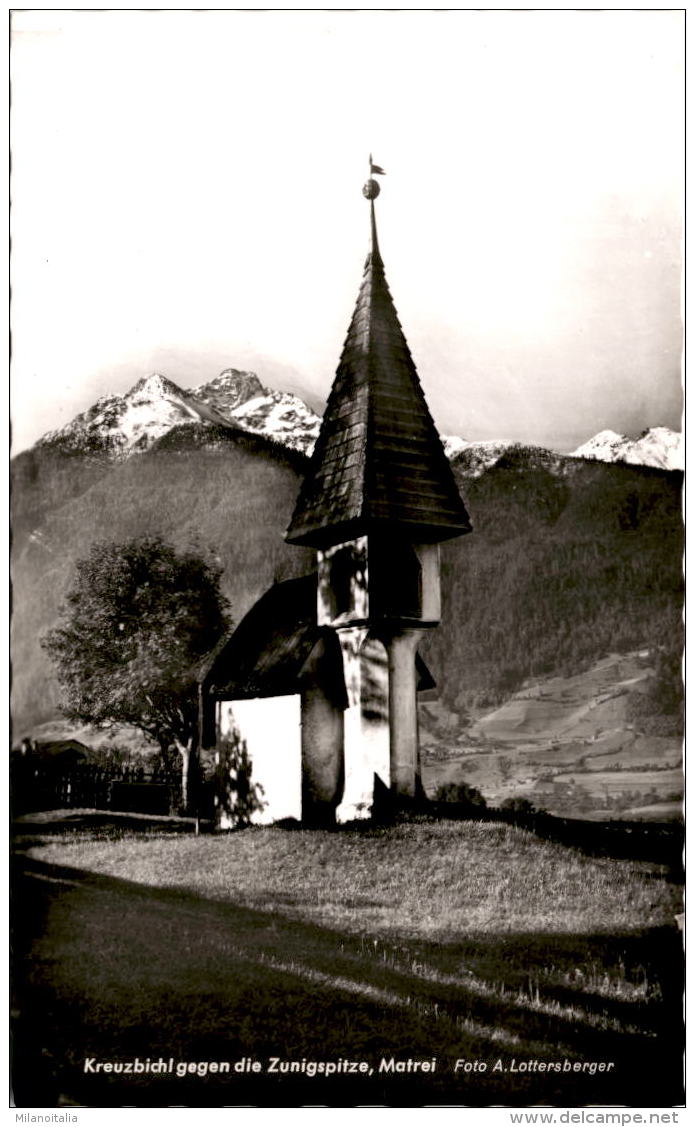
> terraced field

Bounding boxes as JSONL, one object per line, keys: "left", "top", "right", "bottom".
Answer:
{"left": 421, "top": 652, "right": 683, "bottom": 820}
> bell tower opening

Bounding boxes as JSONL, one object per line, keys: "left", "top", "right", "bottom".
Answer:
{"left": 369, "top": 536, "right": 422, "bottom": 621}
{"left": 329, "top": 546, "right": 356, "bottom": 617}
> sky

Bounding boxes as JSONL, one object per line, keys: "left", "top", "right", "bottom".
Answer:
{"left": 10, "top": 9, "right": 684, "bottom": 454}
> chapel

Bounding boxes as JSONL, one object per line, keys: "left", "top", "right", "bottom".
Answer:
{"left": 201, "top": 169, "right": 471, "bottom": 824}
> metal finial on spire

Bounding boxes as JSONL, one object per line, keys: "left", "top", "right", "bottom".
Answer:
{"left": 363, "top": 153, "right": 385, "bottom": 199}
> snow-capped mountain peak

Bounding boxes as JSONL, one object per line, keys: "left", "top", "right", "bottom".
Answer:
{"left": 442, "top": 436, "right": 516, "bottom": 476}
{"left": 36, "top": 368, "right": 322, "bottom": 460}
{"left": 189, "top": 369, "right": 321, "bottom": 453}
{"left": 220, "top": 387, "right": 321, "bottom": 453}
{"left": 37, "top": 372, "right": 233, "bottom": 459}
{"left": 129, "top": 372, "right": 183, "bottom": 399}
{"left": 571, "top": 426, "right": 682, "bottom": 472}
{"left": 191, "top": 369, "right": 266, "bottom": 414}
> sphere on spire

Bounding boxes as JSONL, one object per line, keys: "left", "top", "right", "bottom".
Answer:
{"left": 362, "top": 178, "right": 381, "bottom": 200}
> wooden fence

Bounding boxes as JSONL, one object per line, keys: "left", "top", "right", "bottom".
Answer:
{"left": 10, "top": 759, "right": 182, "bottom": 817}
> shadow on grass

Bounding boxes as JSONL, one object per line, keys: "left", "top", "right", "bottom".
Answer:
{"left": 10, "top": 851, "right": 684, "bottom": 1109}
{"left": 12, "top": 810, "right": 197, "bottom": 837}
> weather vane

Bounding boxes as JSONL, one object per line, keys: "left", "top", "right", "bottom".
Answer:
{"left": 363, "top": 154, "right": 386, "bottom": 199}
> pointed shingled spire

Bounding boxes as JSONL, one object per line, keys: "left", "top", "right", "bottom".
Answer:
{"left": 286, "top": 178, "right": 472, "bottom": 549}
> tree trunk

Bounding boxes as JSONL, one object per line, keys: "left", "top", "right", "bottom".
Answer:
{"left": 175, "top": 739, "right": 196, "bottom": 815}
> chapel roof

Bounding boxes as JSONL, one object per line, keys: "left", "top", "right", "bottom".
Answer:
{"left": 202, "top": 574, "right": 323, "bottom": 700}
{"left": 201, "top": 572, "right": 436, "bottom": 705}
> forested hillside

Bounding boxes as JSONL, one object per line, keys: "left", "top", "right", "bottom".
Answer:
{"left": 11, "top": 424, "right": 314, "bottom": 732}
{"left": 11, "top": 434, "right": 683, "bottom": 741}
{"left": 422, "top": 449, "right": 683, "bottom": 726}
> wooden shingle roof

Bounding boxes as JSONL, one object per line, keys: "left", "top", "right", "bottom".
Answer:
{"left": 203, "top": 575, "right": 323, "bottom": 700}
{"left": 286, "top": 202, "right": 472, "bottom": 547}
{"left": 200, "top": 572, "right": 438, "bottom": 705}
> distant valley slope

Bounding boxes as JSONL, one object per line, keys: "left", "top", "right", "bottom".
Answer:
{"left": 11, "top": 369, "right": 683, "bottom": 819}
{"left": 421, "top": 650, "right": 682, "bottom": 821}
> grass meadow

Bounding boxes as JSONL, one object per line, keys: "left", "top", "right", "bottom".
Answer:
{"left": 11, "top": 812, "right": 684, "bottom": 1108}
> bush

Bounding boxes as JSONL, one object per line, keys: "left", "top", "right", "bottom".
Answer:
{"left": 212, "top": 729, "right": 266, "bottom": 829}
{"left": 500, "top": 797, "right": 541, "bottom": 816}
{"left": 434, "top": 782, "right": 487, "bottom": 809}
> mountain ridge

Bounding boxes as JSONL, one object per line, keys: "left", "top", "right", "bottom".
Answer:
{"left": 35, "top": 369, "right": 321, "bottom": 460}
{"left": 28, "top": 368, "right": 682, "bottom": 473}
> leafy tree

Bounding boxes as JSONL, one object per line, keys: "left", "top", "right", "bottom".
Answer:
{"left": 627, "top": 647, "right": 684, "bottom": 737}
{"left": 42, "top": 536, "right": 230, "bottom": 812}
